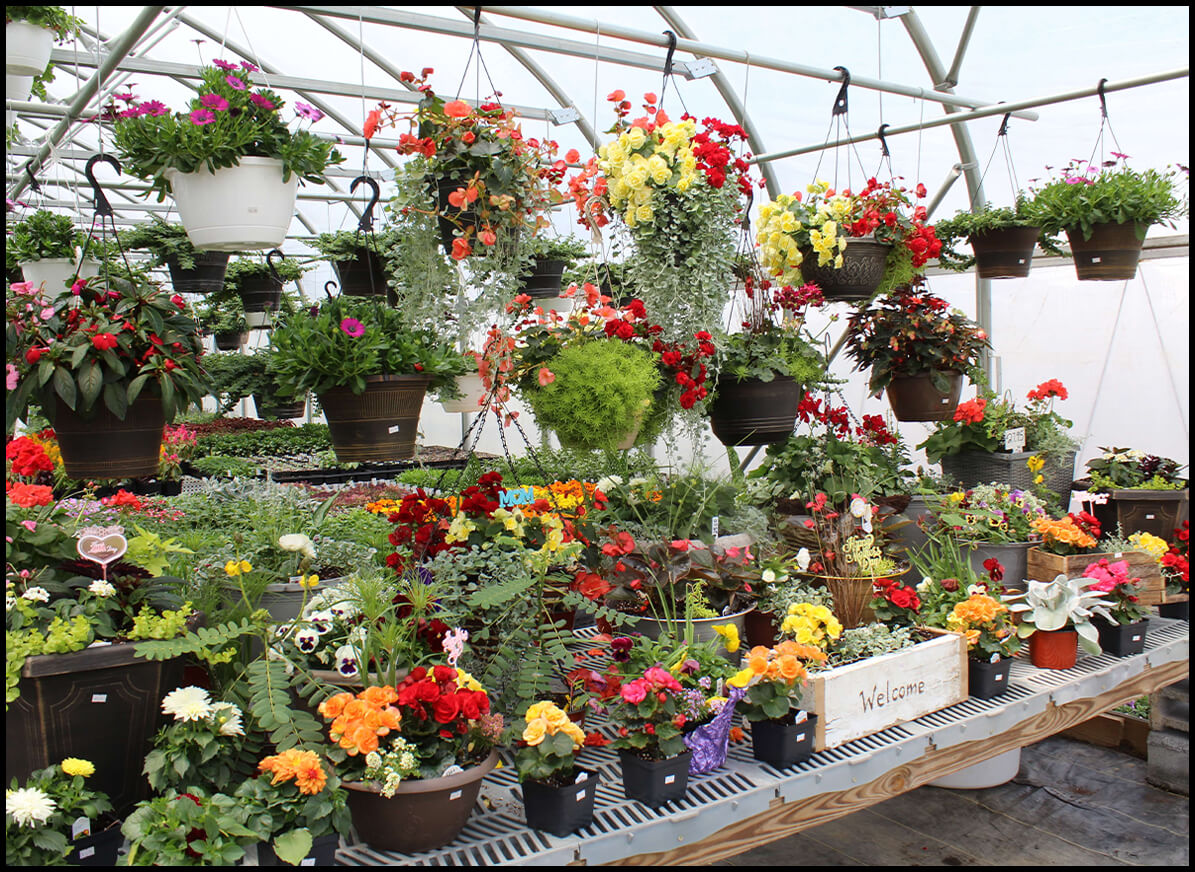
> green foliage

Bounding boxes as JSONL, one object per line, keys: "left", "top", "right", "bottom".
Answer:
{"left": 9, "top": 209, "right": 81, "bottom": 262}
{"left": 1083, "top": 447, "right": 1188, "bottom": 491}
{"left": 224, "top": 256, "right": 307, "bottom": 287}
{"left": 120, "top": 218, "right": 206, "bottom": 270}
{"left": 122, "top": 789, "right": 256, "bottom": 866}
{"left": 750, "top": 432, "right": 914, "bottom": 505}
{"left": 824, "top": 624, "right": 917, "bottom": 667}
{"left": 5, "top": 6, "right": 83, "bottom": 40}
{"left": 522, "top": 234, "right": 589, "bottom": 261}
{"left": 194, "top": 423, "right": 330, "bottom": 458}
{"left": 189, "top": 454, "right": 260, "bottom": 479}
{"left": 309, "top": 228, "right": 400, "bottom": 261}
{"left": 716, "top": 328, "right": 824, "bottom": 385}
{"left": 246, "top": 659, "right": 327, "bottom": 750}
{"left": 5, "top": 762, "right": 112, "bottom": 866}
{"left": 132, "top": 618, "right": 261, "bottom": 663}
{"left": 524, "top": 340, "right": 660, "bottom": 451}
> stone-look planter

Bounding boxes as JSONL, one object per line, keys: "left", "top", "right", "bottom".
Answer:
{"left": 1088, "top": 488, "right": 1188, "bottom": 541}
{"left": 962, "top": 540, "right": 1033, "bottom": 593}
{"left": 167, "top": 157, "right": 298, "bottom": 251}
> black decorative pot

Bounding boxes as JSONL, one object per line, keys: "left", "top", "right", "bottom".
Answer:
{"left": 708, "top": 375, "right": 801, "bottom": 446}
{"left": 969, "top": 226, "right": 1040, "bottom": 279}
{"left": 1065, "top": 221, "right": 1148, "bottom": 281}
{"left": 617, "top": 749, "right": 690, "bottom": 808}
{"left": 166, "top": 251, "right": 230, "bottom": 295}
{"left": 886, "top": 371, "right": 963, "bottom": 422}
{"left": 798, "top": 237, "right": 890, "bottom": 301}
{"left": 518, "top": 256, "right": 567, "bottom": 298}
{"left": 317, "top": 374, "right": 431, "bottom": 462}
{"left": 53, "top": 394, "right": 165, "bottom": 481}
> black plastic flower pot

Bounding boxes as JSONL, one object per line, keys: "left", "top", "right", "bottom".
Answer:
{"left": 213, "top": 329, "right": 247, "bottom": 351}
{"left": 618, "top": 749, "right": 690, "bottom": 807}
{"left": 236, "top": 274, "right": 284, "bottom": 312}
{"left": 969, "top": 226, "right": 1041, "bottom": 279}
{"left": 522, "top": 769, "right": 600, "bottom": 836}
{"left": 1096, "top": 618, "right": 1148, "bottom": 657}
{"left": 257, "top": 832, "right": 340, "bottom": 866}
{"left": 1158, "top": 599, "right": 1189, "bottom": 621}
{"left": 166, "top": 250, "right": 230, "bottom": 295}
{"left": 968, "top": 657, "right": 1013, "bottom": 699}
{"left": 518, "top": 256, "right": 568, "bottom": 298}
{"left": 708, "top": 375, "right": 801, "bottom": 446}
{"left": 333, "top": 249, "right": 390, "bottom": 298}
{"left": 67, "top": 823, "right": 124, "bottom": 866}
{"left": 1089, "top": 489, "right": 1189, "bottom": 541}
{"left": 750, "top": 714, "right": 818, "bottom": 769}
{"left": 798, "top": 237, "right": 891, "bottom": 301}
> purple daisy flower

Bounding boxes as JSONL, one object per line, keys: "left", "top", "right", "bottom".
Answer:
{"left": 211, "top": 59, "right": 238, "bottom": 71}
{"left": 240, "top": 61, "right": 259, "bottom": 72}
{"left": 339, "top": 317, "right": 365, "bottom": 338}
{"left": 199, "top": 93, "right": 229, "bottom": 111}
{"left": 189, "top": 108, "right": 216, "bottom": 126}
{"left": 141, "top": 100, "right": 169, "bottom": 117}
{"left": 294, "top": 101, "right": 323, "bottom": 122}
{"left": 248, "top": 93, "right": 275, "bottom": 111}
{"left": 225, "top": 75, "right": 246, "bottom": 91}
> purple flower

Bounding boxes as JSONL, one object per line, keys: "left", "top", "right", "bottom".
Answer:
{"left": 141, "top": 100, "right": 169, "bottom": 117}
{"left": 200, "top": 93, "right": 229, "bottom": 111}
{"left": 118, "top": 106, "right": 146, "bottom": 119}
{"left": 190, "top": 108, "right": 216, "bottom": 126}
{"left": 225, "top": 75, "right": 246, "bottom": 91}
{"left": 339, "top": 317, "right": 365, "bottom": 338}
{"left": 115, "top": 92, "right": 135, "bottom": 103}
{"left": 248, "top": 93, "right": 275, "bottom": 111}
{"left": 294, "top": 102, "right": 323, "bottom": 122}
{"left": 240, "top": 61, "right": 259, "bottom": 72}
{"left": 211, "top": 59, "right": 238, "bottom": 71}
{"left": 1110, "top": 151, "right": 1130, "bottom": 160}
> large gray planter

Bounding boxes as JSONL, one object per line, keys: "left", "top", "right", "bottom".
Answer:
{"left": 962, "top": 540, "right": 1033, "bottom": 591}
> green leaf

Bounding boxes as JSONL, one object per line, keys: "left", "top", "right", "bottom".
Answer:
{"left": 77, "top": 360, "right": 103, "bottom": 408}
{"left": 52, "top": 366, "right": 77, "bottom": 410}
{"left": 272, "top": 829, "right": 313, "bottom": 866}
{"left": 127, "top": 372, "right": 151, "bottom": 405}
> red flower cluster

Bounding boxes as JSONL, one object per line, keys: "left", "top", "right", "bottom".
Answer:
{"left": 6, "top": 436, "right": 54, "bottom": 478}
{"left": 1162, "top": 522, "right": 1190, "bottom": 586}
{"left": 6, "top": 481, "right": 54, "bottom": 507}
{"left": 599, "top": 298, "right": 714, "bottom": 410}
{"left": 844, "top": 178, "right": 941, "bottom": 266}
{"left": 691, "top": 116, "right": 753, "bottom": 196}
{"left": 1027, "top": 379, "right": 1068, "bottom": 402}
{"left": 874, "top": 577, "right": 921, "bottom": 611}
{"left": 1068, "top": 510, "right": 1101, "bottom": 541}
{"left": 953, "top": 397, "right": 987, "bottom": 425}
{"left": 395, "top": 665, "right": 490, "bottom": 739}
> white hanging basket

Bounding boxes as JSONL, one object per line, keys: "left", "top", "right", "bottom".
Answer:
{"left": 439, "top": 373, "right": 487, "bottom": 413}
{"left": 166, "top": 157, "right": 298, "bottom": 251}
{"left": 7, "top": 73, "right": 34, "bottom": 102}
{"left": 6, "top": 22, "right": 55, "bottom": 77}
{"left": 18, "top": 255, "right": 100, "bottom": 292}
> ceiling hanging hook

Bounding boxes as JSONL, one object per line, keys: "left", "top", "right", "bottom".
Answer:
{"left": 324, "top": 280, "right": 338, "bottom": 299}
{"left": 23, "top": 160, "right": 42, "bottom": 195}
{"left": 1097, "top": 77, "right": 1109, "bottom": 118}
{"left": 351, "top": 175, "right": 381, "bottom": 233}
{"left": 877, "top": 123, "right": 891, "bottom": 158}
{"left": 266, "top": 248, "right": 287, "bottom": 283}
{"left": 832, "top": 66, "right": 851, "bottom": 117}
{"left": 997, "top": 111, "right": 1012, "bottom": 137}
{"left": 84, "top": 153, "right": 121, "bottom": 219}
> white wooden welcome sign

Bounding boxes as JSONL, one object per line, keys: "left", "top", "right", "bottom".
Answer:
{"left": 806, "top": 631, "right": 968, "bottom": 751}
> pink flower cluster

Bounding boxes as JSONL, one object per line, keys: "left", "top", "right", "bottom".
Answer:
{"left": 618, "top": 666, "right": 683, "bottom": 704}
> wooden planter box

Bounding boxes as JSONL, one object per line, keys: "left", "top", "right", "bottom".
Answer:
{"left": 805, "top": 630, "right": 967, "bottom": 751}
{"left": 1025, "top": 547, "right": 1166, "bottom": 605}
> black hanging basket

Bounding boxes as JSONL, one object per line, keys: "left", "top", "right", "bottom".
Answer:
{"left": 885, "top": 371, "right": 963, "bottom": 422}
{"left": 333, "top": 249, "right": 390, "bottom": 298}
{"left": 708, "top": 375, "right": 801, "bottom": 446}
{"left": 799, "top": 237, "right": 891, "bottom": 301}
{"left": 166, "top": 250, "right": 231, "bottom": 295}
{"left": 518, "top": 256, "right": 568, "bottom": 298}
{"left": 213, "top": 330, "right": 247, "bottom": 351}
{"left": 1066, "top": 221, "right": 1148, "bottom": 281}
{"left": 235, "top": 274, "right": 284, "bottom": 313}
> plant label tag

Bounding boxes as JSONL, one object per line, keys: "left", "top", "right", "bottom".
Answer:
{"left": 449, "top": 790, "right": 462, "bottom": 801}
{"left": 664, "top": 774, "right": 676, "bottom": 785}
{"left": 1146, "top": 514, "right": 1156, "bottom": 520}
{"left": 1003, "top": 427, "right": 1026, "bottom": 452}
{"left": 711, "top": 515, "right": 719, "bottom": 537}
{"left": 79, "top": 848, "right": 96, "bottom": 860}
{"left": 994, "top": 673, "right": 1004, "bottom": 682}
{"left": 574, "top": 772, "right": 588, "bottom": 784}
{"left": 91, "top": 693, "right": 107, "bottom": 703}
{"left": 388, "top": 425, "right": 401, "bottom": 434}
{"left": 301, "top": 859, "right": 316, "bottom": 867}
{"left": 76, "top": 531, "right": 127, "bottom": 566}
{"left": 576, "top": 788, "right": 587, "bottom": 802}
{"left": 1092, "top": 256, "right": 1102, "bottom": 263}
{"left": 796, "top": 732, "right": 806, "bottom": 742}
{"left": 1131, "top": 634, "right": 1142, "bottom": 642}
{"left": 1114, "top": 551, "right": 1124, "bottom": 558}
{"left": 72, "top": 816, "right": 91, "bottom": 839}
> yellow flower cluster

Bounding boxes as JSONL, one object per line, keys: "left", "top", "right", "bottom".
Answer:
{"left": 521, "top": 700, "right": 585, "bottom": 750}
{"left": 61, "top": 758, "right": 95, "bottom": 778}
{"left": 946, "top": 594, "right": 1012, "bottom": 648}
{"left": 756, "top": 181, "right": 850, "bottom": 284}
{"left": 1129, "top": 532, "right": 1169, "bottom": 561}
{"left": 598, "top": 118, "right": 699, "bottom": 227}
{"left": 444, "top": 512, "right": 478, "bottom": 545}
{"left": 779, "top": 602, "right": 843, "bottom": 650}
{"left": 224, "top": 559, "right": 252, "bottom": 577}
{"left": 1031, "top": 516, "right": 1097, "bottom": 550}
{"left": 729, "top": 640, "right": 827, "bottom": 689}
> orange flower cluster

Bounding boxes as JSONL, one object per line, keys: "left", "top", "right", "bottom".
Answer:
{"left": 743, "top": 641, "right": 827, "bottom": 686}
{"left": 258, "top": 748, "right": 328, "bottom": 795}
{"left": 319, "top": 686, "right": 402, "bottom": 756}
{"left": 1032, "top": 516, "right": 1097, "bottom": 550}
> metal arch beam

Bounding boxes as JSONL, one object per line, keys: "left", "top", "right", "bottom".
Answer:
{"left": 8, "top": 6, "right": 166, "bottom": 201}
{"left": 652, "top": 5, "right": 780, "bottom": 200}
{"left": 944, "top": 7, "right": 982, "bottom": 90}
{"left": 452, "top": 6, "right": 600, "bottom": 150}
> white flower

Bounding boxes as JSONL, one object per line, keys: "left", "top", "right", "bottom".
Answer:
{"left": 849, "top": 497, "right": 868, "bottom": 519}
{"left": 210, "top": 702, "right": 245, "bottom": 737}
{"left": 762, "top": 569, "right": 776, "bottom": 583}
{"left": 307, "top": 610, "right": 335, "bottom": 635}
{"left": 595, "top": 475, "right": 623, "bottom": 493}
{"left": 88, "top": 580, "right": 116, "bottom": 598}
{"left": 161, "top": 686, "right": 214, "bottom": 722}
{"left": 796, "top": 548, "right": 811, "bottom": 572}
{"left": 21, "top": 587, "right": 49, "bottom": 603}
{"left": 364, "top": 751, "right": 382, "bottom": 769}
{"left": 6, "top": 595, "right": 15, "bottom": 612}
{"left": 278, "top": 533, "right": 316, "bottom": 560}
{"left": 967, "top": 584, "right": 988, "bottom": 596}
{"left": 916, "top": 577, "right": 933, "bottom": 593}
{"left": 6, "top": 786, "right": 57, "bottom": 827}
{"left": 294, "top": 629, "right": 321, "bottom": 654}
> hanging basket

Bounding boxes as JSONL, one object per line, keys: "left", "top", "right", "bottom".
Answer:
{"left": 234, "top": 274, "right": 284, "bottom": 313}
{"left": 19, "top": 256, "right": 101, "bottom": 292}
{"left": 213, "top": 330, "right": 247, "bottom": 351}
{"left": 885, "top": 371, "right": 963, "bottom": 422}
{"left": 969, "top": 226, "right": 1041, "bottom": 279}
{"left": 940, "top": 449, "right": 1077, "bottom": 510}
{"left": 1065, "top": 221, "right": 1148, "bottom": 281}
{"left": 518, "top": 257, "right": 568, "bottom": 298}
{"left": 166, "top": 251, "right": 230, "bottom": 295}
{"left": 167, "top": 157, "right": 298, "bottom": 251}
{"left": 708, "top": 375, "right": 801, "bottom": 446}
{"left": 799, "top": 237, "right": 891, "bottom": 301}
{"left": 6, "top": 21, "right": 55, "bottom": 76}
{"left": 317, "top": 374, "right": 431, "bottom": 463}
{"left": 332, "top": 249, "right": 390, "bottom": 298}
{"left": 53, "top": 394, "right": 166, "bottom": 480}
{"left": 253, "top": 392, "right": 306, "bottom": 421}
{"left": 439, "top": 373, "right": 487, "bottom": 413}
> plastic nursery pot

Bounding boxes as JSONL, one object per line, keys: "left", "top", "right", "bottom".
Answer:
{"left": 798, "top": 236, "right": 891, "bottom": 301}
{"left": 67, "top": 823, "right": 125, "bottom": 867}
{"left": 317, "top": 374, "right": 432, "bottom": 463}
{"left": 257, "top": 832, "right": 340, "bottom": 866}
{"left": 518, "top": 256, "right": 568, "bottom": 298}
{"left": 750, "top": 714, "right": 818, "bottom": 769}
{"left": 1096, "top": 618, "right": 1148, "bottom": 657}
{"left": 166, "top": 157, "right": 299, "bottom": 251}
{"left": 53, "top": 393, "right": 166, "bottom": 480}
{"left": 18, "top": 256, "right": 101, "bottom": 292}
{"left": 708, "top": 375, "right": 802, "bottom": 446}
{"left": 7, "top": 20, "right": 56, "bottom": 76}
{"left": 521, "top": 769, "right": 600, "bottom": 837}
{"left": 166, "top": 251, "right": 230, "bottom": 295}
{"left": 969, "top": 225, "right": 1041, "bottom": 279}
{"left": 617, "top": 749, "right": 691, "bottom": 807}
{"left": 1065, "top": 221, "right": 1149, "bottom": 281}
{"left": 333, "top": 249, "right": 390, "bottom": 298}
{"left": 1027, "top": 628, "right": 1078, "bottom": 670}
{"left": 967, "top": 657, "right": 1012, "bottom": 700}
{"left": 885, "top": 371, "right": 963, "bottom": 422}
{"left": 1157, "top": 599, "right": 1189, "bottom": 621}
{"left": 439, "top": 373, "right": 487, "bottom": 414}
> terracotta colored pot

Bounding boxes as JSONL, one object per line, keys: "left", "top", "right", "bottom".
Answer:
{"left": 1028, "top": 628, "right": 1078, "bottom": 669}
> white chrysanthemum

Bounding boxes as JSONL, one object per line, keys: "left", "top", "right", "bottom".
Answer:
{"left": 796, "top": 548, "right": 811, "bottom": 572}
{"left": 278, "top": 533, "right": 316, "bottom": 560}
{"left": 210, "top": 702, "right": 245, "bottom": 737}
{"left": 88, "top": 580, "right": 116, "bottom": 597}
{"left": 6, "top": 786, "right": 57, "bottom": 827}
{"left": 21, "top": 587, "right": 50, "bottom": 603}
{"left": 161, "top": 686, "right": 214, "bottom": 722}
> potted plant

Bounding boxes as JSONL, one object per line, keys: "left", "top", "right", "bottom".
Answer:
{"left": 518, "top": 235, "right": 589, "bottom": 299}
{"left": 933, "top": 198, "right": 1044, "bottom": 279}
{"left": 112, "top": 60, "right": 344, "bottom": 250}
{"left": 268, "top": 297, "right": 464, "bottom": 461}
{"left": 121, "top": 217, "right": 230, "bottom": 294}
{"left": 6, "top": 6, "right": 81, "bottom": 76}
{"left": 757, "top": 177, "right": 942, "bottom": 301}
{"left": 508, "top": 700, "right": 600, "bottom": 836}
{"left": 196, "top": 293, "right": 248, "bottom": 349}
{"left": 5, "top": 759, "right": 115, "bottom": 866}
{"left": 223, "top": 256, "right": 306, "bottom": 319}
{"left": 202, "top": 350, "right": 304, "bottom": 420}
{"left": 732, "top": 641, "right": 825, "bottom": 768}
{"left": 845, "top": 283, "right": 988, "bottom": 422}
{"left": 6, "top": 274, "right": 207, "bottom": 479}
{"left": 920, "top": 378, "right": 1079, "bottom": 507}
{"left": 709, "top": 277, "right": 826, "bottom": 446}
{"left": 1027, "top": 155, "right": 1186, "bottom": 280}
{"left": 604, "top": 664, "right": 692, "bottom": 807}
{"left": 8, "top": 209, "right": 98, "bottom": 291}
{"left": 310, "top": 228, "right": 399, "bottom": 298}
{"left": 944, "top": 591, "right": 1022, "bottom": 698}
{"left": 1076, "top": 447, "right": 1188, "bottom": 539}
{"left": 121, "top": 789, "right": 258, "bottom": 866}
{"left": 1003, "top": 574, "right": 1113, "bottom": 669}
{"left": 1079, "top": 557, "right": 1149, "bottom": 656}
{"left": 1159, "top": 522, "right": 1190, "bottom": 619}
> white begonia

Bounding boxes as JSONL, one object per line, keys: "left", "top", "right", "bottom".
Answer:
{"left": 88, "top": 579, "right": 116, "bottom": 597}
{"left": 916, "top": 577, "right": 934, "bottom": 593}
{"left": 160, "top": 686, "right": 214, "bottom": 722}
{"left": 21, "top": 586, "right": 50, "bottom": 603}
{"left": 796, "top": 548, "right": 812, "bottom": 572}
{"left": 6, "top": 595, "right": 16, "bottom": 612}
{"left": 762, "top": 569, "right": 776, "bottom": 584}
{"left": 6, "top": 786, "right": 57, "bottom": 827}
{"left": 594, "top": 475, "right": 623, "bottom": 493}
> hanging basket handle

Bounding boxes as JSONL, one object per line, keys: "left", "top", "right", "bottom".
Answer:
{"left": 324, "top": 280, "right": 338, "bottom": 299}
{"left": 351, "top": 175, "right": 381, "bottom": 233}
{"left": 85, "top": 154, "right": 121, "bottom": 218}
{"left": 266, "top": 249, "right": 287, "bottom": 283}
{"left": 832, "top": 66, "right": 850, "bottom": 116}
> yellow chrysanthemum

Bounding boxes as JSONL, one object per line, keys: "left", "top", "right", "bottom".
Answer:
{"left": 61, "top": 758, "right": 95, "bottom": 778}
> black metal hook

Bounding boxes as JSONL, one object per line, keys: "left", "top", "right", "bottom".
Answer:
{"left": 23, "top": 160, "right": 42, "bottom": 194}
{"left": 473, "top": 5, "right": 481, "bottom": 32}
{"left": 997, "top": 111, "right": 1012, "bottom": 137}
{"left": 324, "top": 280, "right": 338, "bottom": 300}
{"left": 351, "top": 175, "right": 381, "bottom": 233}
{"left": 1097, "top": 78, "right": 1109, "bottom": 118}
{"left": 877, "top": 123, "right": 891, "bottom": 157}
{"left": 85, "top": 154, "right": 121, "bottom": 218}
{"left": 662, "top": 30, "right": 678, "bottom": 79}
{"left": 266, "top": 249, "right": 286, "bottom": 283}
{"left": 832, "top": 66, "right": 850, "bottom": 116}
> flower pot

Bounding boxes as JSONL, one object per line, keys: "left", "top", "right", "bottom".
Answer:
{"left": 257, "top": 832, "right": 340, "bottom": 866}
{"left": 333, "top": 249, "right": 390, "bottom": 298}
{"left": 967, "top": 656, "right": 1012, "bottom": 699}
{"left": 7, "top": 73, "right": 34, "bottom": 102}
{"left": 7, "top": 21, "right": 55, "bottom": 76}
{"left": 743, "top": 607, "right": 779, "bottom": 648}
{"left": 521, "top": 769, "right": 600, "bottom": 837}
{"left": 962, "top": 540, "right": 1032, "bottom": 593}
{"left": 1088, "top": 488, "right": 1188, "bottom": 540}
{"left": 617, "top": 749, "right": 690, "bottom": 807}
{"left": 1065, "top": 221, "right": 1149, "bottom": 281}
{"left": 708, "top": 375, "right": 801, "bottom": 446}
{"left": 439, "top": 373, "right": 487, "bottom": 413}
{"left": 1025, "top": 547, "right": 1166, "bottom": 604}
{"left": 6, "top": 642, "right": 185, "bottom": 815}
{"left": 969, "top": 225, "right": 1041, "bottom": 279}
{"left": 1028, "top": 628, "right": 1078, "bottom": 669}
{"left": 940, "top": 450, "right": 1076, "bottom": 510}
{"left": 253, "top": 392, "right": 306, "bottom": 420}
{"left": 166, "top": 157, "right": 299, "bottom": 251}
{"left": 67, "top": 822, "right": 124, "bottom": 866}
{"left": 799, "top": 236, "right": 891, "bottom": 301}
{"left": 809, "top": 569, "right": 907, "bottom": 629}
{"left": 213, "top": 329, "right": 247, "bottom": 351}
{"left": 257, "top": 576, "right": 347, "bottom": 624}
{"left": 344, "top": 751, "right": 497, "bottom": 853}
{"left": 885, "top": 371, "right": 963, "bottom": 422}
{"left": 19, "top": 256, "right": 101, "bottom": 292}
{"left": 166, "top": 251, "right": 230, "bottom": 295}
{"left": 626, "top": 606, "right": 754, "bottom": 655}
{"left": 518, "top": 256, "right": 568, "bottom": 298}
{"left": 750, "top": 714, "right": 817, "bottom": 769}
{"left": 929, "top": 747, "right": 1021, "bottom": 789}
{"left": 235, "top": 274, "right": 285, "bottom": 313}
{"left": 317, "top": 374, "right": 431, "bottom": 463}
{"left": 1157, "top": 599, "right": 1189, "bottom": 620}
{"left": 891, "top": 494, "right": 936, "bottom": 560}
{"left": 1096, "top": 618, "right": 1147, "bottom": 657}
{"left": 52, "top": 393, "right": 166, "bottom": 480}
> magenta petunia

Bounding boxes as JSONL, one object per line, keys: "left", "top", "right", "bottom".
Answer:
{"left": 199, "top": 93, "right": 229, "bottom": 111}
{"left": 294, "top": 102, "right": 323, "bottom": 122}
{"left": 248, "top": 93, "right": 276, "bottom": 111}
{"left": 339, "top": 318, "right": 365, "bottom": 338}
{"left": 225, "top": 75, "right": 246, "bottom": 91}
{"left": 211, "top": 59, "right": 238, "bottom": 71}
{"left": 190, "top": 108, "right": 216, "bottom": 126}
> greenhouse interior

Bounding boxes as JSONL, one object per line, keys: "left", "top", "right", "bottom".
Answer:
{"left": 4, "top": 5, "right": 1190, "bottom": 867}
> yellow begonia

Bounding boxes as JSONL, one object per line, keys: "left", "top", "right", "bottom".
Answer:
{"left": 712, "top": 623, "right": 740, "bottom": 653}
{"left": 445, "top": 512, "right": 477, "bottom": 545}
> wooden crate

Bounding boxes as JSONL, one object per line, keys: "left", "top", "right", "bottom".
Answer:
{"left": 806, "top": 631, "right": 967, "bottom": 751}
{"left": 1025, "top": 547, "right": 1166, "bottom": 605}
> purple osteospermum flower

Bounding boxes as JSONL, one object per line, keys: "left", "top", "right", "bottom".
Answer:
{"left": 141, "top": 100, "right": 169, "bottom": 117}
{"left": 225, "top": 75, "right": 246, "bottom": 91}
{"left": 248, "top": 93, "right": 275, "bottom": 110}
{"left": 118, "top": 106, "right": 146, "bottom": 119}
{"left": 240, "top": 61, "right": 259, "bottom": 72}
{"left": 190, "top": 108, "right": 216, "bottom": 126}
{"left": 339, "top": 318, "right": 365, "bottom": 338}
{"left": 200, "top": 93, "right": 229, "bottom": 111}
{"left": 211, "top": 59, "right": 237, "bottom": 71}
{"left": 295, "top": 102, "right": 323, "bottom": 122}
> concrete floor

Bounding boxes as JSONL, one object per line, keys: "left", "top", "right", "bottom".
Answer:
{"left": 718, "top": 736, "right": 1189, "bottom": 867}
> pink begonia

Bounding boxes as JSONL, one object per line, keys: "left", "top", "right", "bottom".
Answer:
{"left": 6, "top": 363, "right": 19, "bottom": 391}
{"left": 620, "top": 680, "right": 648, "bottom": 704}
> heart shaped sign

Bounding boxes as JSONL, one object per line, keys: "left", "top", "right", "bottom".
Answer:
{"left": 77, "top": 533, "right": 128, "bottom": 566}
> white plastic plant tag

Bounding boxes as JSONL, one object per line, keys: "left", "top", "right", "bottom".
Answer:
{"left": 575, "top": 788, "right": 587, "bottom": 802}
{"left": 574, "top": 772, "right": 588, "bottom": 784}
{"left": 1131, "top": 634, "right": 1142, "bottom": 642}
{"left": 796, "top": 732, "right": 807, "bottom": 742}
{"left": 79, "top": 848, "right": 96, "bottom": 860}
{"left": 387, "top": 425, "right": 401, "bottom": 434}
{"left": 664, "top": 774, "right": 676, "bottom": 785}
{"left": 1146, "top": 514, "right": 1156, "bottom": 520}
{"left": 994, "top": 674, "right": 1005, "bottom": 682}
{"left": 76, "top": 527, "right": 127, "bottom": 566}
{"left": 1114, "top": 552, "right": 1124, "bottom": 558}
{"left": 1092, "top": 256, "right": 1102, "bottom": 263}
{"left": 91, "top": 693, "right": 107, "bottom": 703}
{"left": 301, "top": 859, "right": 316, "bottom": 867}
{"left": 1003, "top": 427, "right": 1026, "bottom": 452}
{"left": 449, "top": 790, "right": 463, "bottom": 801}
{"left": 793, "top": 710, "right": 808, "bottom": 724}
{"left": 71, "top": 816, "right": 91, "bottom": 839}
{"left": 711, "top": 515, "right": 719, "bottom": 537}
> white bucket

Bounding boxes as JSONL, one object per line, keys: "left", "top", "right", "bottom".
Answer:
{"left": 166, "top": 157, "right": 298, "bottom": 251}
{"left": 6, "top": 22, "right": 54, "bottom": 77}
{"left": 19, "top": 255, "right": 100, "bottom": 292}
{"left": 439, "top": 373, "right": 488, "bottom": 413}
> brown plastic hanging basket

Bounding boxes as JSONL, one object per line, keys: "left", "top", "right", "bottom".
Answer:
{"left": 1065, "top": 221, "right": 1148, "bottom": 280}
{"left": 969, "top": 226, "right": 1041, "bottom": 279}
{"left": 885, "top": 371, "right": 963, "bottom": 422}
